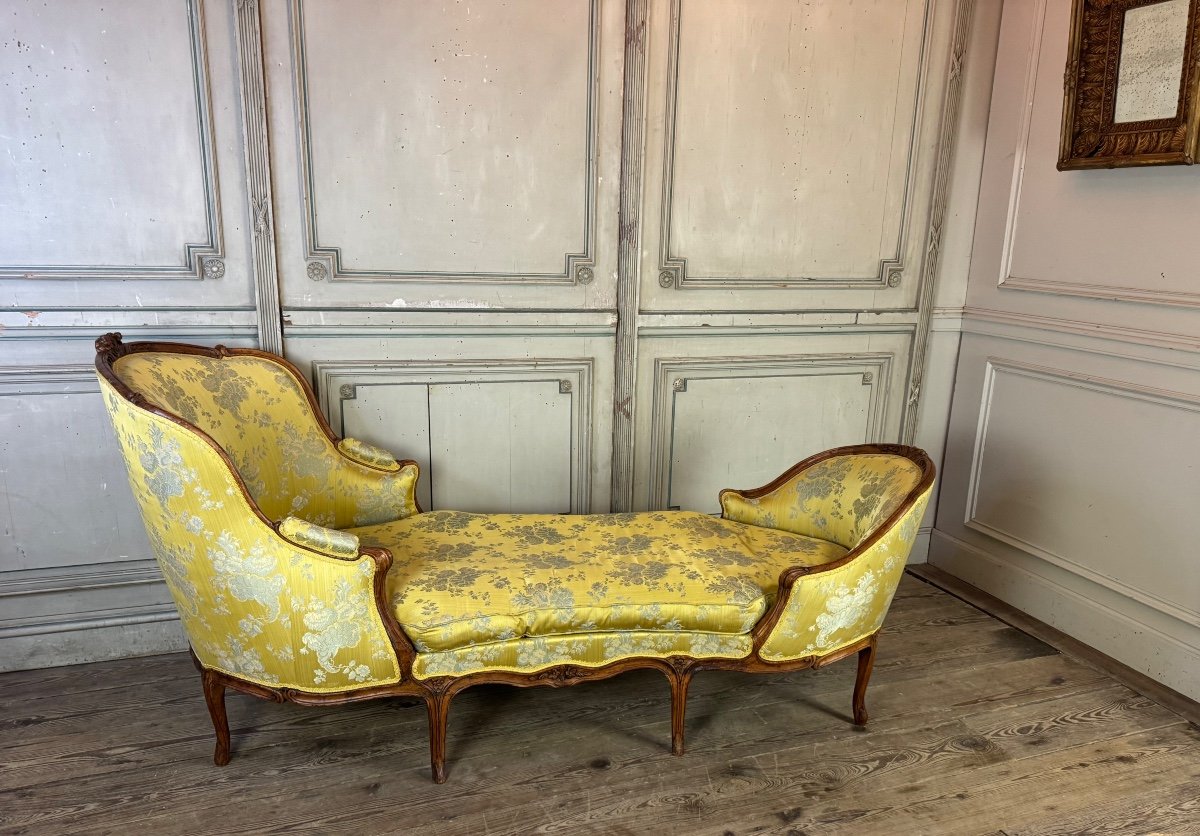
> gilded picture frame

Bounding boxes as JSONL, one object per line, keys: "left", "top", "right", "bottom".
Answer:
{"left": 1059, "top": 0, "right": 1200, "bottom": 169}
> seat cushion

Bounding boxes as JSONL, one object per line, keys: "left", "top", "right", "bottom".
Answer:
{"left": 347, "top": 510, "right": 847, "bottom": 653}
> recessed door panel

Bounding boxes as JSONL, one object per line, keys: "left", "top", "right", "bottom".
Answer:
{"left": 341, "top": 382, "right": 433, "bottom": 512}
{"left": 428, "top": 382, "right": 572, "bottom": 513}
{"left": 667, "top": 374, "right": 874, "bottom": 513}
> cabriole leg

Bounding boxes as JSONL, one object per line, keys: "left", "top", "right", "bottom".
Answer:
{"left": 852, "top": 636, "right": 878, "bottom": 726}
{"left": 669, "top": 669, "right": 693, "bottom": 756}
{"left": 201, "top": 669, "right": 232, "bottom": 766}
{"left": 425, "top": 691, "right": 452, "bottom": 783}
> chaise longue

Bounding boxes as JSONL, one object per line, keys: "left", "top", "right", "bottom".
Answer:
{"left": 94, "top": 333, "right": 934, "bottom": 783}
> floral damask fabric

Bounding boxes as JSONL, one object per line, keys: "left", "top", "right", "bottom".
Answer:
{"left": 112, "top": 352, "right": 418, "bottom": 528}
{"left": 348, "top": 510, "right": 848, "bottom": 653}
{"left": 279, "top": 516, "right": 361, "bottom": 559}
{"left": 720, "top": 454, "right": 924, "bottom": 549}
{"left": 103, "top": 345, "right": 932, "bottom": 688}
{"left": 414, "top": 629, "right": 751, "bottom": 679}
{"left": 757, "top": 488, "right": 932, "bottom": 661}
{"left": 98, "top": 376, "right": 401, "bottom": 693}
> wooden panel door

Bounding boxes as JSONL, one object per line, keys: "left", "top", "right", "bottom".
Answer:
{"left": 620, "top": 0, "right": 967, "bottom": 510}
{"left": 262, "top": 0, "right": 624, "bottom": 512}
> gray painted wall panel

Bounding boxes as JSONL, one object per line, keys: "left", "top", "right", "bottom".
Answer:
{"left": 0, "top": 0, "right": 968, "bottom": 671}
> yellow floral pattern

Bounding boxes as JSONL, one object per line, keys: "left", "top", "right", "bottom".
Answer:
{"left": 349, "top": 511, "right": 848, "bottom": 653}
{"left": 278, "top": 516, "right": 361, "bottom": 559}
{"left": 103, "top": 342, "right": 932, "bottom": 686}
{"left": 112, "top": 352, "right": 418, "bottom": 528}
{"left": 414, "top": 630, "right": 751, "bottom": 679}
{"left": 720, "top": 454, "right": 924, "bottom": 549}
{"left": 758, "top": 489, "right": 932, "bottom": 661}
{"left": 98, "top": 376, "right": 401, "bottom": 693}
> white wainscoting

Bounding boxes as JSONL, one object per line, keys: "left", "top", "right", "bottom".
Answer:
{"left": 0, "top": 0, "right": 255, "bottom": 310}
{"left": 964, "top": 358, "right": 1200, "bottom": 628}
{"left": 934, "top": 319, "right": 1200, "bottom": 701}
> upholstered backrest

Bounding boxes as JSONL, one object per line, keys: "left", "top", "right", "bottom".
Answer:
{"left": 720, "top": 453, "right": 926, "bottom": 550}
{"left": 96, "top": 375, "right": 401, "bottom": 691}
{"left": 112, "top": 350, "right": 342, "bottom": 523}
{"left": 758, "top": 484, "right": 933, "bottom": 662}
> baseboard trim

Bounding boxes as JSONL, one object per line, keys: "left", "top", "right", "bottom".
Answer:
{"left": 908, "top": 527, "right": 933, "bottom": 564}
{"left": 907, "top": 563, "right": 1200, "bottom": 726}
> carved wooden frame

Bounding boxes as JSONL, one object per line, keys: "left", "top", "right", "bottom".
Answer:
{"left": 1059, "top": 0, "right": 1200, "bottom": 169}
{"left": 96, "top": 333, "right": 935, "bottom": 784}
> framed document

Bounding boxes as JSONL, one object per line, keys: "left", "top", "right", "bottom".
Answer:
{"left": 1059, "top": 0, "right": 1200, "bottom": 169}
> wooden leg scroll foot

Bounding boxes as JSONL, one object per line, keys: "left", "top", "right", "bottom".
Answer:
{"left": 201, "top": 669, "right": 232, "bottom": 766}
{"left": 669, "top": 669, "right": 693, "bottom": 756}
{"left": 425, "top": 691, "right": 452, "bottom": 784}
{"left": 852, "top": 637, "right": 877, "bottom": 727}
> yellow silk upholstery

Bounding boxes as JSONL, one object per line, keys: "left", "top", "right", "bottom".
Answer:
{"left": 98, "top": 377, "right": 401, "bottom": 693}
{"left": 720, "top": 454, "right": 924, "bottom": 549}
{"left": 758, "top": 488, "right": 932, "bottom": 661}
{"left": 112, "top": 352, "right": 418, "bottom": 529}
{"left": 279, "top": 516, "right": 361, "bottom": 559}
{"left": 337, "top": 437, "right": 401, "bottom": 470}
{"left": 414, "top": 630, "right": 751, "bottom": 679}
{"left": 348, "top": 511, "right": 848, "bottom": 653}
{"left": 100, "top": 336, "right": 932, "bottom": 703}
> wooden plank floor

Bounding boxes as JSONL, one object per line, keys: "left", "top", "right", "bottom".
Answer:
{"left": 2, "top": 573, "right": 1198, "bottom": 835}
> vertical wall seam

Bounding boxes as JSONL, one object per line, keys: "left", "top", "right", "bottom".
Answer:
{"left": 610, "top": 0, "right": 651, "bottom": 512}
{"left": 233, "top": 0, "right": 284, "bottom": 354}
{"left": 903, "top": 0, "right": 977, "bottom": 443}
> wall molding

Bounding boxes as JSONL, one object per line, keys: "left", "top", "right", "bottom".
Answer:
{"left": 960, "top": 306, "right": 1200, "bottom": 363}
{"left": 646, "top": 353, "right": 894, "bottom": 508}
{"left": 902, "top": 0, "right": 977, "bottom": 443}
{"left": 994, "top": 0, "right": 1200, "bottom": 309}
{"left": 0, "top": 324, "right": 259, "bottom": 344}
{"left": 289, "top": 0, "right": 600, "bottom": 285}
{"left": 0, "top": 364, "right": 99, "bottom": 396}
{"left": 0, "top": 560, "right": 162, "bottom": 598}
{"left": 0, "top": 559, "right": 173, "bottom": 640}
{"left": 0, "top": 0, "right": 224, "bottom": 283}
{"left": 233, "top": 0, "right": 283, "bottom": 354}
{"left": 0, "top": 603, "right": 178, "bottom": 641}
{"left": 655, "top": 0, "right": 933, "bottom": 290}
{"left": 610, "top": 0, "right": 650, "bottom": 512}
{"left": 313, "top": 359, "right": 595, "bottom": 513}
{"left": 928, "top": 528, "right": 1200, "bottom": 700}
{"left": 964, "top": 357, "right": 1200, "bottom": 629}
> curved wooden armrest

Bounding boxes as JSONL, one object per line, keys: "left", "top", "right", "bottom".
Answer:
{"left": 358, "top": 545, "right": 418, "bottom": 677}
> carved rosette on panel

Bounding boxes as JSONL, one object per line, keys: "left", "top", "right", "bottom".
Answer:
{"left": 202, "top": 258, "right": 226, "bottom": 280}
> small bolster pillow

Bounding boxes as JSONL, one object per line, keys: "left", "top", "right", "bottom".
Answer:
{"left": 279, "top": 516, "right": 361, "bottom": 559}
{"left": 338, "top": 437, "right": 401, "bottom": 471}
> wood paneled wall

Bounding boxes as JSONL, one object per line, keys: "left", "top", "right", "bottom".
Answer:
{"left": 0, "top": 0, "right": 972, "bottom": 671}
{"left": 932, "top": 0, "right": 1200, "bottom": 701}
